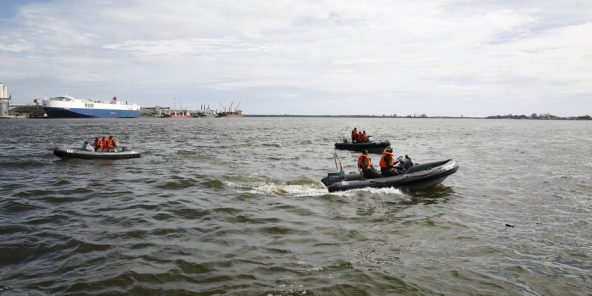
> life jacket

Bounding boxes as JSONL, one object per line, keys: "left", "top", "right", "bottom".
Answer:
{"left": 108, "top": 138, "right": 115, "bottom": 149}
{"left": 351, "top": 130, "right": 357, "bottom": 142}
{"left": 358, "top": 154, "right": 372, "bottom": 171}
{"left": 93, "top": 139, "right": 100, "bottom": 148}
{"left": 379, "top": 151, "right": 395, "bottom": 169}
{"left": 361, "top": 133, "right": 367, "bottom": 142}
{"left": 101, "top": 138, "right": 108, "bottom": 149}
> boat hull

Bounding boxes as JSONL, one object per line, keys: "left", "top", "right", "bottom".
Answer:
{"left": 334, "top": 141, "right": 391, "bottom": 153}
{"left": 53, "top": 147, "right": 141, "bottom": 159}
{"left": 321, "top": 159, "right": 458, "bottom": 192}
{"left": 44, "top": 107, "right": 140, "bottom": 118}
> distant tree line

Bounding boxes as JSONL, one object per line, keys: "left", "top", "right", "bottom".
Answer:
{"left": 487, "top": 113, "right": 591, "bottom": 120}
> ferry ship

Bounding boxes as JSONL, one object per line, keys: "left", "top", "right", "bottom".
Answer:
{"left": 42, "top": 96, "right": 141, "bottom": 118}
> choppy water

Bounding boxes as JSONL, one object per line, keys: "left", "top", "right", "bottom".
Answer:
{"left": 0, "top": 117, "right": 591, "bottom": 295}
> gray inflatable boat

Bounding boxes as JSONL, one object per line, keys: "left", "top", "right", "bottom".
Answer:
{"left": 53, "top": 147, "right": 141, "bottom": 159}
{"left": 321, "top": 159, "right": 458, "bottom": 192}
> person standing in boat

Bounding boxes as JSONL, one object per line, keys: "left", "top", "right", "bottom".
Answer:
{"left": 358, "top": 150, "right": 380, "bottom": 179}
{"left": 379, "top": 147, "right": 398, "bottom": 177}
{"left": 351, "top": 127, "right": 358, "bottom": 143}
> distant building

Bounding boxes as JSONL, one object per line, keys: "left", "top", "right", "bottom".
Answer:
{"left": 0, "top": 83, "right": 11, "bottom": 118}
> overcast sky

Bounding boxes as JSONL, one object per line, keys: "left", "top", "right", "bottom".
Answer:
{"left": 1, "top": 0, "right": 591, "bottom": 116}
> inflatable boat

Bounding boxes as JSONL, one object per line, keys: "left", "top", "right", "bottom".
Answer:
{"left": 321, "top": 159, "right": 458, "bottom": 192}
{"left": 334, "top": 140, "right": 391, "bottom": 153}
{"left": 53, "top": 147, "right": 141, "bottom": 159}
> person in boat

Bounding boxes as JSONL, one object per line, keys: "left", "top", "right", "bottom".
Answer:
{"left": 93, "top": 137, "right": 101, "bottom": 151}
{"left": 100, "top": 136, "right": 108, "bottom": 152}
{"left": 107, "top": 135, "right": 117, "bottom": 152}
{"left": 351, "top": 127, "right": 358, "bottom": 143}
{"left": 379, "top": 146, "right": 398, "bottom": 177}
{"left": 82, "top": 141, "right": 94, "bottom": 151}
{"left": 358, "top": 149, "right": 380, "bottom": 179}
{"left": 361, "top": 131, "right": 368, "bottom": 143}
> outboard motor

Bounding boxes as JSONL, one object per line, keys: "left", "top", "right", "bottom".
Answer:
{"left": 402, "top": 155, "right": 414, "bottom": 171}
{"left": 321, "top": 171, "right": 346, "bottom": 187}
{"left": 395, "top": 155, "right": 414, "bottom": 173}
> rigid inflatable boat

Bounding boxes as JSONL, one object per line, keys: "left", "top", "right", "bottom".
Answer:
{"left": 321, "top": 159, "right": 458, "bottom": 192}
{"left": 53, "top": 147, "right": 141, "bottom": 159}
{"left": 334, "top": 140, "right": 391, "bottom": 153}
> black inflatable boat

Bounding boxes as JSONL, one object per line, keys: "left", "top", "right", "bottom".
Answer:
{"left": 334, "top": 140, "right": 391, "bottom": 153}
{"left": 321, "top": 159, "right": 458, "bottom": 192}
{"left": 53, "top": 147, "right": 141, "bottom": 159}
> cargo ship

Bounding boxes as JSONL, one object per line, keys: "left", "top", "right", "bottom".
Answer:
{"left": 218, "top": 102, "right": 242, "bottom": 117}
{"left": 41, "top": 96, "right": 141, "bottom": 118}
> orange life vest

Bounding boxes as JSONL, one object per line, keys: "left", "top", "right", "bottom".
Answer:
{"left": 358, "top": 154, "right": 372, "bottom": 171}
{"left": 93, "top": 139, "right": 100, "bottom": 148}
{"left": 379, "top": 151, "right": 395, "bottom": 169}
{"left": 101, "top": 138, "right": 108, "bottom": 149}
{"left": 108, "top": 138, "right": 115, "bottom": 149}
{"left": 361, "top": 133, "right": 367, "bottom": 142}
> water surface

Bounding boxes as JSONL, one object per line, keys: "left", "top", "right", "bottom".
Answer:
{"left": 1, "top": 118, "right": 590, "bottom": 295}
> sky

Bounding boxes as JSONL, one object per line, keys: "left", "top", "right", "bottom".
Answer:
{"left": 0, "top": 0, "right": 591, "bottom": 116}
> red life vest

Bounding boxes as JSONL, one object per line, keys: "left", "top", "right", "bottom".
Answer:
{"left": 108, "top": 138, "right": 115, "bottom": 149}
{"left": 101, "top": 138, "right": 108, "bottom": 149}
{"left": 379, "top": 151, "right": 395, "bottom": 168}
{"left": 358, "top": 154, "right": 372, "bottom": 171}
{"left": 93, "top": 139, "right": 100, "bottom": 148}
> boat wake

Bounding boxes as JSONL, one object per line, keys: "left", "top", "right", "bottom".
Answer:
{"left": 223, "top": 174, "right": 405, "bottom": 198}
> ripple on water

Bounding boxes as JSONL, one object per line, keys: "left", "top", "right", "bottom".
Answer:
{"left": 152, "top": 212, "right": 174, "bottom": 221}
{"left": 0, "top": 159, "right": 46, "bottom": 169}
{"left": 201, "top": 179, "right": 225, "bottom": 189}
{"left": 155, "top": 177, "right": 198, "bottom": 190}
{"left": 1, "top": 199, "right": 45, "bottom": 213}
{"left": 52, "top": 179, "right": 71, "bottom": 186}
{"left": 24, "top": 213, "right": 70, "bottom": 225}
{"left": 13, "top": 189, "right": 52, "bottom": 198}
{"left": 66, "top": 238, "right": 112, "bottom": 253}
{"left": 168, "top": 207, "right": 211, "bottom": 220}
{"left": 234, "top": 215, "right": 281, "bottom": 224}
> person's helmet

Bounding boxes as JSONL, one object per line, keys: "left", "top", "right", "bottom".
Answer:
{"left": 386, "top": 146, "right": 393, "bottom": 152}
{"left": 362, "top": 149, "right": 368, "bottom": 155}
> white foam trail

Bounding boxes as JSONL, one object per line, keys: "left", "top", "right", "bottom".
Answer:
{"left": 226, "top": 178, "right": 406, "bottom": 198}
{"left": 332, "top": 186, "right": 405, "bottom": 197}
{"left": 248, "top": 184, "right": 330, "bottom": 197}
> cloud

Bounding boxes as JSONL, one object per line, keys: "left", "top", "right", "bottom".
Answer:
{"left": 0, "top": 0, "right": 591, "bottom": 116}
